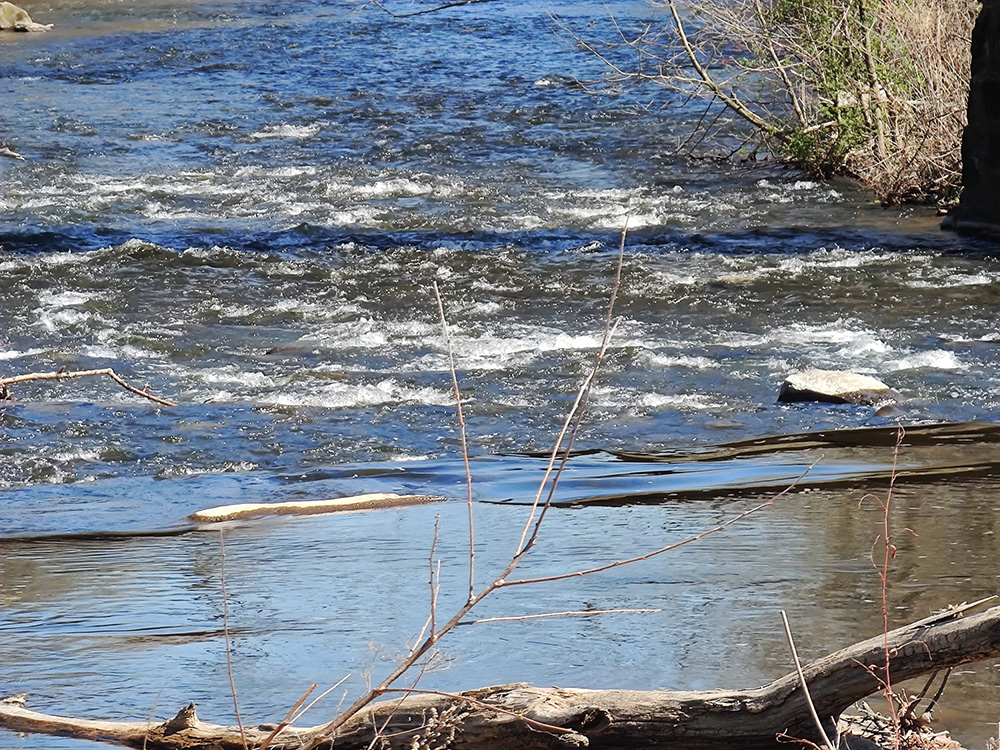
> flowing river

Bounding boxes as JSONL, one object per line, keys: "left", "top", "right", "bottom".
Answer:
{"left": 2, "top": 1, "right": 999, "bottom": 747}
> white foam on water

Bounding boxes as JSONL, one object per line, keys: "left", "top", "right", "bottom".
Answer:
{"left": 641, "top": 352, "right": 718, "bottom": 369}
{"left": 203, "top": 302, "right": 258, "bottom": 320}
{"left": 471, "top": 278, "right": 523, "bottom": 294}
{"left": 52, "top": 447, "right": 103, "bottom": 463}
{"left": 267, "top": 299, "right": 361, "bottom": 320}
{"left": 143, "top": 201, "right": 209, "bottom": 221}
{"left": 456, "top": 300, "right": 506, "bottom": 317}
{"left": 755, "top": 178, "right": 842, "bottom": 203}
{"left": 772, "top": 321, "right": 884, "bottom": 348}
{"left": 250, "top": 123, "right": 323, "bottom": 139}
{"left": 0, "top": 251, "right": 93, "bottom": 273}
{"left": 0, "top": 348, "right": 48, "bottom": 361}
{"left": 715, "top": 330, "right": 770, "bottom": 349}
{"left": 158, "top": 461, "right": 260, "bottom": 478}
{"left": 354, "top": 178, "right": 435, "bottom": 199}
{"left": 836, "top": 339, "right": 891, "bottom": 358}
{"left": 906, "top": 271, "right": 996, "bottom": 289}
{"left": 195, "top": 366, "right": 276, "bottom": 389}
{"left": 234, "top": 165, "right": 318, "bottom": 178}
{"left": 644, "top": 269, "right": 698, "bottom": 287}
{"left": 36, "top": 308, "right": 94, "bottom": 333}
{"left": 591, "top": 385, "right": 722, "bottom": 411}
{"left": 396, "top": 321, "right": 650, "bottom": 372}
{"left": 634, "top": 392, "right": 721, "bottom": 411}
{"left": 886, "top": 350, "right": 964, "bottom": 371}
{"left": 263, "top": 378, "right": 453, "bottom": 408}
{"left": 779, "top": 247, "right": 915, "bottom": 272}
{"left": 80, "top": 342, "right": 165, "bottom": 361}
{"left": 37, "top": 290, "right": 100, "bottom": 308}
{"left": 318, "top": 205, "right": 382, "bottom": 227}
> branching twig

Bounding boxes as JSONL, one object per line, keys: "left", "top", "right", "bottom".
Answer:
{"left": 0, "top": 368, "right": 176, "bottom": 407}
{"left": 664, "top": 0, "right": 782, "bottom": 139}
{"left": 456, "top": 608, "right": 660, "bottom": 626}
{"left": 298, "top": 230, "right": 631, "bottom": 750}
{"left": 367, "top": 0, "right": 498, "bottom": 19}
{"left": 257, "top": 684, "right": 316, "bottom": 750}
{"left": 433, "top": 281, "right": 476, "bottom": 603}
{"left": 514, "top": 220, "right": 629, "bottom": 556}
{"left": 289, "top": 677, "right": 350, "bottom": 726}
{"left": 753, "top": 0, "right": 807, "bottom": 127}
{"left": 500, "top": 460, "right": 816, "bottom": 588}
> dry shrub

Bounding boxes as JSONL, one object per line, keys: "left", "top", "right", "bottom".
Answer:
{"left": 848, "top": 0, "right": 978, "bottom": 203}
{"left": 577, "top": 0, "right": 978, "bottom": 204}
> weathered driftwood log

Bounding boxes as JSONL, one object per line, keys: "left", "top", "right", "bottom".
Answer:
{"left": 2, "top": 604, "right": 999, "bottom": 750}
{"left": 188, "top": 493, "right": 445, "bottom": 522}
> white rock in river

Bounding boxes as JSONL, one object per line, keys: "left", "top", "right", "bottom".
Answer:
{"left": 778, "top": 369, "right": 898, "bottom": 406}
{"left": 0, "top": 2, "right": 53, "bottom": 31}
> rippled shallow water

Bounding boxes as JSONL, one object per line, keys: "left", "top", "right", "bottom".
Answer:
{"left": 2, "top": 1, "right": 1000, "bottom": 748}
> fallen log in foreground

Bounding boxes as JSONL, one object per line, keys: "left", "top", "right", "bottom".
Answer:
{"left": 3, "top": 604, "right": 999, "bottom": 750}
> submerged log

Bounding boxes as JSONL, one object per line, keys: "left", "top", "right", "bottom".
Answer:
{"left": 3, "top": 603, "right": 999, "bottom": 750}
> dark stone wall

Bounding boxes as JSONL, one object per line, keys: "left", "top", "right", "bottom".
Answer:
{"left": 948, "top": 0, "right": 1000, "bottom": 236}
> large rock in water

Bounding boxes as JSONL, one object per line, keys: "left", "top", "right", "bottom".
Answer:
{"left": 778, "top": 369, "right": 897, "bottom": 406}
{"left": 0, "top": 2, "right": 52, "bottom": 31}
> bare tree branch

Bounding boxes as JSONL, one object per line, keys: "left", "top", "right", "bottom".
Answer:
{"left": 367, "top": 0, "right": 499, "bottom": 19}
{"left": 0, "top": 368, "right": 176, "bottom": 407}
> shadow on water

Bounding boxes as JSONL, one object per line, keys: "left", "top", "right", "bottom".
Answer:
{"left": 4, "top": 221, "right": 1000, "bottom": 259}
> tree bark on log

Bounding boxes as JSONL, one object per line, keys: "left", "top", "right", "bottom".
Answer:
{"left": 3, "top": 604, "right": 999, "bottom": 750}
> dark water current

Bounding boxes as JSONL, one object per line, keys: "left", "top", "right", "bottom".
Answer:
{"left": 2, "top": 1, "right": 1000, "bottom": 747}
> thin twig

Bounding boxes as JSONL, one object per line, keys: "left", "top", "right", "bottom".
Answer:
{"left": 664, "top": 0, "right": 782, "bottom": 139}
{"left": 289, "top": 677, "right": 350, "bottom": 726}
{"left": 781, "top": 610, "right": 835, "bottom": 750}
{"left": 457, "top": 608, "right": 660, "bottom": 626}
{"left": 922, "top": 666, "right": 952, "bottom": 718}
{"left": 0, "top": 368, "right": 176, "bottom": 407}
{"left": 514, "top": 220, "right": 629, "bottom": 556}
{"left": 433, "top": 281, "right": 476, "bottom": 603}
{"left": 257, "top": 684, "right": 317, "bottom": 750}
{"left": 880, "top": 426, "right": 905, "bottom": 749}
{"left": 429, "top": 516, "right": 441, "bottom": 637}
{"left": 218, "top": 531, "right": 248, "bottom": 750}
{"left": 500, "top": 461, "right": 816, "bottom": 588}
{"left": 753, "top": 0, "right": 807, "bottom": 127}
{"left": 368, "top": 0, "right": 498, "bottom": 18}
{"left": 298, "top": 227, "right": 630, "bottom": 750}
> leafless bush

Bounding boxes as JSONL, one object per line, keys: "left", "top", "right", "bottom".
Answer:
{"left": 571, "top": 0, "right": 978, "bottom": 204}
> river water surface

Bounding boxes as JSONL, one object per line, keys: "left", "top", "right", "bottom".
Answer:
{"left": 2, "top": 1, "right": 1000, "bottom": 747}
